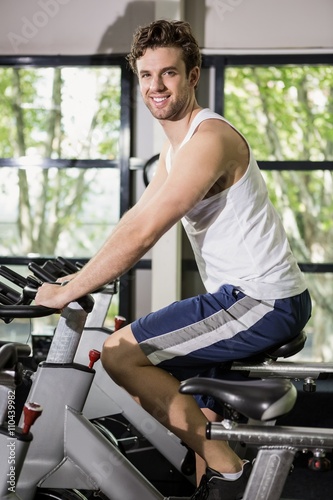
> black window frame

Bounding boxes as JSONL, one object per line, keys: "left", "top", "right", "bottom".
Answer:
{"left": 0, "top": 54, "right": 134, "bottom": 320}
{"left": 202, "top": 52, "right": 333, "bottom": 274}
{"left": 1, "top": 52, "right": 332, "bottom": 323}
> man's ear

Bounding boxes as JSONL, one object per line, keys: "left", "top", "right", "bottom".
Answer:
{"left": 189, "top": 66, "right": 200, "bottom": 88}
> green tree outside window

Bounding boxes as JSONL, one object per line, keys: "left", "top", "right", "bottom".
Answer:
{"left": 225, "top": 65, "right": 333, "bottom": 361}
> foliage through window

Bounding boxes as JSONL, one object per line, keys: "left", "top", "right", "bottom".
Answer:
{"left": 224, "top": 65, "right": 333, "bottom": 161}
{"left": 223, "top": 63, "right": 333, "bottom": 361}
{"left": 0, "top": 65, "right": 121, "bottom": 258}
{"left": 0, "top": 66, "right": 121, "bottom": 160}
{"left": 0, "top": 61, "right": 126, "bottom": 341}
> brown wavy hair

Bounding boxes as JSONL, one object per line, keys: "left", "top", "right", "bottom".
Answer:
{"left": 126, "top": 19, "right": 202, "bottom": 76}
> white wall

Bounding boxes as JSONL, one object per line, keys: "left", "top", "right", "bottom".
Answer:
{"left": 0, "top": 0, "right": 155, "bottom": 55}
{"left": 1, "top": 0, "right": 332, "bottom": 56}
{"left": 204, "top": 0, "right": 333, "bottom": 50}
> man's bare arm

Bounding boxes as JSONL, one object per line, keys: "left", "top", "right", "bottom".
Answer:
{"left": 35, "top": 121, "right": 245, "bottom": 309}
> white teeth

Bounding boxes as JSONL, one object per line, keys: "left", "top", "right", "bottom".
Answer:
{"left": 153, "top": 97, "right": 167, "bottom": 102}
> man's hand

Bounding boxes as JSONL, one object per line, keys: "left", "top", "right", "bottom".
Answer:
{"left": 56, "top": 272, "right": 78, "bottom": 284}
{"left": 35, "top": 282, "right": 71, "bottom": 310}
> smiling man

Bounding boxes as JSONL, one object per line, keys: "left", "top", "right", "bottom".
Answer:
{"left": 35, "top": 20, "right": 311, "bottom": 499}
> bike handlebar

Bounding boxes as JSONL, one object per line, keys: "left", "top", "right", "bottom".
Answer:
{"left": 56, "top": 256, "right": 80, "bottom": 273}
{"left": 0, "top": 259, "right": 96, "bottom": 320}
{"left": 0, "top": 266, "right": 58, "bottom": 322}
{"left": 38, "top": 257, "right": 118, "bottom": 295}
{"left": 0, "top": 265, "right": 28, "bottom": 288}
{"left": 0, "top": 304, "right": 58, "bottom": 322}
{"left": 28, "top": 262, "right": 94, "bottom": 313}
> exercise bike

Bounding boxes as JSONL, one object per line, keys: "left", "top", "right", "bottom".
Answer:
{"left": 225, "top": 331, "right": 333, "bottom": 393}
{"left": 179, "top": 375, "right": 333, "bottom": 500}
{"left": 2, "top": 260, "right": 330, "bottom": 498}
{"left": 0, "top": 266, "right": 195, "bottom": 500}
{"left": 0, "top": 304, "right": 56, "bottom": 500}
{"left": 22, "top": 258, "right": 195, "bottom": 483}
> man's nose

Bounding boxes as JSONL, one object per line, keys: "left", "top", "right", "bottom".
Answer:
{"left": 150, "top": 76, "right": 165, "bottom": 91}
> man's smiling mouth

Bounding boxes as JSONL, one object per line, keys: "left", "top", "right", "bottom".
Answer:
{"left": 152, "top": 96, "right": 169, "bottom": 102}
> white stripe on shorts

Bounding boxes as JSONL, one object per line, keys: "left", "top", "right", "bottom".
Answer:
{"left": 141, "top": 295, "right": 276, "bottom": 365}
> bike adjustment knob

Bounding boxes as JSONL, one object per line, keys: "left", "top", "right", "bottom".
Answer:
{"left": 303, "top": 377, "right": 316, "bottom": 392}
{"left": 88, "top": 349, "right": 101, "bottom": 369}
{"left": 22, "top": 402, "right": 43, "bottom": 434}
{"left": 114, "top": 315, "right": 126, "bottom": 331}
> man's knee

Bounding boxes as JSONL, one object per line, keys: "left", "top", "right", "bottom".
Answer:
{"left": 100, "top": 341, "right": 116, "bottom": 376}
{"left": 100, "top": 326, "right": 141, "bottom": 380}
{"left": 100, "top": 337, "right": 127, "bottom": 382}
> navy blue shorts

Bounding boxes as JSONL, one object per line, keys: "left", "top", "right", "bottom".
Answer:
{"left": 132, "top": 285, "right": 311, "bottom": 412}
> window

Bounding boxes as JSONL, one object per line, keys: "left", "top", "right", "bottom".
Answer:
{"left": 0, "top": 56, "right": 132, "bottom": 345}
{"left": 203, "top": 54, "right": 333, "bottom": 361}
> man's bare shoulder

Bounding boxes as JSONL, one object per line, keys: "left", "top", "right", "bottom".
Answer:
{"left": 186, "top": 117, "right": 249, "bottom": 193}
{"left": 195, "top": 117, "right": 243, "bottom": 143}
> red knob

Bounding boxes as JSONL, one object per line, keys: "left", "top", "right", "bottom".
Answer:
{"left": 114, "top": 315, "right": 126, "bottom": 331}
{"left": 22, "top": 402, "right": 43, "bottom": 434}
{"left": 89, "top": 349, "right": 101, "bottom": 369}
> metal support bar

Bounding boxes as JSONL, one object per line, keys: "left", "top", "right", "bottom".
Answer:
{"left": 230, "top": 360, "right": 333, "bottom": 379}
{"left": 64, "top": 406, "right": 164, "bottom": 500}
{"left": 208, "top": 422, "right": 333, "bottom": 450}
{"left": 243, "top": 447, "right": 295, "bottom": 500}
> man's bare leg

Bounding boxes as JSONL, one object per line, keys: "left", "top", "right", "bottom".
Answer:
{"left": 195, "top": 408, "right": 222, "bottom": 484}
{"left": 101, "top": 324, "right": 243, "bottom": 475}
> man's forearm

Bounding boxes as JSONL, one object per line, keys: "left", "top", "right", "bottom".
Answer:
{"left": 62, "top": 214, "right": 155, "bottom": 303}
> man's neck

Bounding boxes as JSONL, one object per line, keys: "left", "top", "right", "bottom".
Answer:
{"left": 159, "top": 103, "right": 202, "bottom": 151}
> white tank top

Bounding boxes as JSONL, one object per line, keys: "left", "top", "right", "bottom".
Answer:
{"left": 166, "top": 108, "right": 307, "bottom": 299}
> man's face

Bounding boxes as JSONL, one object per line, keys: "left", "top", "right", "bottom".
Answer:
{"left": 136, "top": 46, "right": 198, "bottom": 121}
